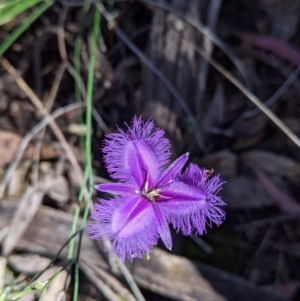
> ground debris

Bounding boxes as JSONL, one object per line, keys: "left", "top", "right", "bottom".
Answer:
{"left": 8, "top": 254, "right": 51, "bottom": 275}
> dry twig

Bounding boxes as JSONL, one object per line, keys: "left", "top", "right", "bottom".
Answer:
{"left": 32, "top": 63, "right": 66, "bottom": 184}
{"left": 0, "top": 103, "right": 84, "bottom": 197}
{"left": 80, "top": 260, "right": 137, "bottom": 301}
{"left": 187, "top": 40, "right": 300, "bottom": 149}
{"left": 0, "top": 57, "right": 84, "bottom": 188}
{"left": 244, "top": 65, "right": 300, "bottom": 119}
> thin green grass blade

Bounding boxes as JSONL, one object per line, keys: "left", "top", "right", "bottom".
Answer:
{"left": 72, "top": 7, "right": 100, "bottom": 301}
{"left": 0, "top": 0, "right": 55, "bottom": 56}
{"left": 73, "top": 262, "right": 80, "bottom": 301}
{"left": 0, "top": 0, "right": 36, "bottom": 9}
{"left": 67, "top": 167, "right": 89, "bottom": 260}
{"left": 76, "top": 2, "right": 100, "bottom": 262}
{"left": 38, "top": 287, "right": 48, "bottom": 301}
{"left": 0, "top": 0, "right": 43, "bottom": 25}
{"left": 74, "top": 36, "right": 82, "bottom": 118}
{"left": 74, "top": 4, "right": 90, "bottom": 150}
{"left": 68, "top": 3, "right": 100, "bottom": 260}
{"left": 74, "top": 32, "right": 84, "bottom": 150}
{"left": 85, "top": 8, "right": 101, "bottom": 171}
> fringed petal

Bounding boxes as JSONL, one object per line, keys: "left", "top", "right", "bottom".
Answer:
{"left": 160, "top": 164, "right": 226, "bottom": 236}
{"left": 88, "top": 196, "right": 158, "bottom": 261}
{"left": 103, "top": 116, "right": 171, "bottom": 186}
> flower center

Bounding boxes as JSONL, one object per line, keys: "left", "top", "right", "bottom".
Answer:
{"left": 142, "top": 189, "right": 161, "bottom": 203}
{"left": 140, "top": 176, "right": 161, "bottom": 203}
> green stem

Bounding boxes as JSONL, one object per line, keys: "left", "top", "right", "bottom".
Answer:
{"left": 67, "top": 167, "right": 89, "bottom": 260}
{"left": 85, "top": 8, "right": 100, "bottom": 170}
{"left": 74, "top": 35, "right": 86, "bottom": 151}
{"left": 72, "top": 7, "right": 100, "bottom": 301}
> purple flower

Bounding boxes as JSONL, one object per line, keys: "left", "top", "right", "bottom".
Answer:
{"left": 88, "top": 116, "right": 226, "bottom": 261}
